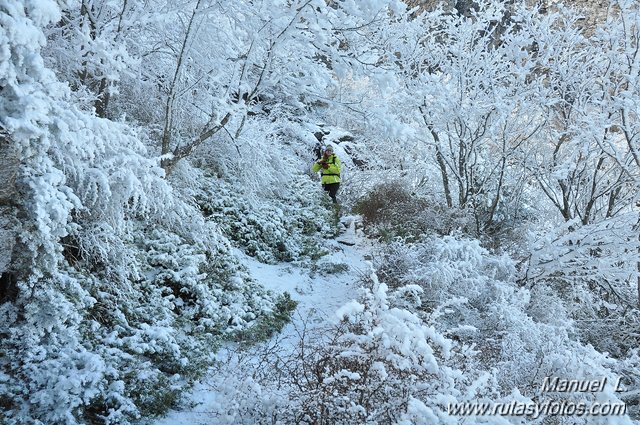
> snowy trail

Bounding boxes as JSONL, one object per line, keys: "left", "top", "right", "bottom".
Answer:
{"left": 156, "top": 217, "right": 372, "bottom": 424}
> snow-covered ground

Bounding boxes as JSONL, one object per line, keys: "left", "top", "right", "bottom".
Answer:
{"left": 156, "top": 217, "right": 372, "bottom": 424}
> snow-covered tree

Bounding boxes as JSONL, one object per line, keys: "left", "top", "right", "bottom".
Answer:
{"left": 0, "top": 2, "right": 287, "bottom": 423}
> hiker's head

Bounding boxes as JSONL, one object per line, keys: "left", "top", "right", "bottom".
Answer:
{"left": 323, "top": 145, "right": 333, "bottom": 156}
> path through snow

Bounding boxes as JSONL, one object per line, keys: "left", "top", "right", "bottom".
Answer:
{"left": 156, "top": 216, "right": 372, "bottom": 424}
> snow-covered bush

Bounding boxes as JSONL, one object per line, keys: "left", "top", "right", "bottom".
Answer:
{"left": 523, "top": 214, "right": 640, "bottom": 358}
{"left": 374, "top": 235, "right": 634, "bottom": 423}
{"left": 195, "top": 175, "right": 335, "bottom": 264}
{"left": 354, "top": 181, "right": 475, "bottom": 241}
{"left": 280, "top": 274, "right": 483, "bottom": 424}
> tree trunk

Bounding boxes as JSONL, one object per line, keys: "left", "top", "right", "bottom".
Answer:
{"left": 161, "top": 112, "right": 232, "bottom": 173}
{"left": 0, "top": 129, "right": 20, "bottom": 302}
{"left": 435, "top": 146, "right": 453, "bottom": 208}
{"left": 420, "top": 108, "right": 453, "bottom": 208}
{"left": 636, "top": 214, "right": 640, "bottom": 308}
{"left": 94, "top": 77, "right": 110, "bottom": 118}
{"left": 160, "top": 0, "right": 203, "bottom": 158}
{"left": 487, "top": 156, "right": 506, "bottom": 227}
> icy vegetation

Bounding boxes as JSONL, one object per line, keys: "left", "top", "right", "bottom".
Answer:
{"left": 1, "top": 0, "right": 639, "bottom": 424}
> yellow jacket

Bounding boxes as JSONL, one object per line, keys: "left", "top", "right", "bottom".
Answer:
{"left": 312, "top": 154, "right": 341, "bottom": 184}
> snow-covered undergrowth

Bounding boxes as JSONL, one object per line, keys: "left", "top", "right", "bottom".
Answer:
{"left": 375, "top": 236, "right": 634, "bottom": 423}
{"left": 190, "top": 170, "right": 336, "bottom": 265}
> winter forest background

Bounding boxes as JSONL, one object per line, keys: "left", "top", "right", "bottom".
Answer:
{"left": 1, "top": 0, "right": 640, "bottom": 423}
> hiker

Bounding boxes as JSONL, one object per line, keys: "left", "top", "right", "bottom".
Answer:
{"left": 312, "top": 145, "right": 341, "bottom": 204}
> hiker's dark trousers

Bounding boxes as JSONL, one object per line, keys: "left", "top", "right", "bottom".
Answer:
{"left": 322, "top": 183, "right": 340, "bottom": 204}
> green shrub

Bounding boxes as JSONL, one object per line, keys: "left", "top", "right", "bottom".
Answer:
{"left": 197, "top": 180, "right": 336, "bottom": 264}
{"left": 310, "top": 261, "right": 350, "bottom": 277}
{"left": 231, "top": 292, "right": 298, "bottom": 345}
